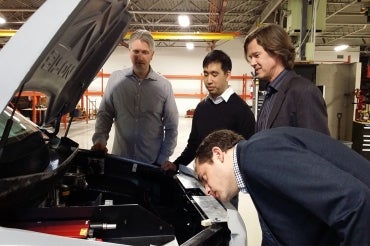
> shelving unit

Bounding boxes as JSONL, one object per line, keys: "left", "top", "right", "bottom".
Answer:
{"left": 81, "top": 72, "right": 254, "bottom": 122}
{"left": 165, "top": 74, "right": 205, "bottom": 99}
{"left": 17, "top": 72, "right": 254, "bottom": 126}
{"left": 82, "top": 72, "right": 106, "bottom": 124}
{"left": 352, "top": 56, "right": 370, "bottom": 159}
{"left": 166, "top": 74, "right": 252, "bottom": 100}
{"left": 17, "top": 91, "right": 46, "bottom": 125}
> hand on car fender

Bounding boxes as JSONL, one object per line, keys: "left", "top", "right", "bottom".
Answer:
{"left": 91, "top": 142, "right": 108, "bottom": 155}
{"left": 161, "top": 160, "right": 177, "bottom": 171}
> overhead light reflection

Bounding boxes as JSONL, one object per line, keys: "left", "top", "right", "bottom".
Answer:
{"left": 0, "top": 13, "right": 6, "bottom": 24}
{"left": 186, "top": 42, "right": 194, "bottom": 50}
{"left": 334, "top": 44, "right": 349, "bottom": 52}
{"left": 178, "top": 15, "right": 190, "bottom": 27}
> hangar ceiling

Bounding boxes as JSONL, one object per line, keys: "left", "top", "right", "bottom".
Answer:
{"left": 1, "top": 0, "right": 370, "bottom": 53}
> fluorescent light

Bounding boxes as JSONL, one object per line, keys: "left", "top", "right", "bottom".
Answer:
{"left": 0, "top": 13, "right": 6, "bottom": 25}
{"left": 178, "top": 15, "right": 190, "bottom": 27}
{"left": 186, "top": 42, "right": 194, "bottom": 50}
{"left": 334, "top": 44, "right": 349, "bottom": 52}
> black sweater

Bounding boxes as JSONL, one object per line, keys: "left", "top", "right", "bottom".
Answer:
{"left": 174, "top": 93, "right": 255, "bottom": 166}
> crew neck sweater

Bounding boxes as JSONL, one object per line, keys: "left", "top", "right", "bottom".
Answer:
{"left": 174, "top": 93, "right": 255, "bottom": 166}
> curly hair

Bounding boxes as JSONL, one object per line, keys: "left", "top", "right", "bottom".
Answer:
{"left": 195, "top": 129, "right": 244, "bottom": 164}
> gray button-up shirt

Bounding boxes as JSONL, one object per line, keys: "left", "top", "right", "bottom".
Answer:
{"left": 92, "top": 67, "right": 179, "bottom": 165}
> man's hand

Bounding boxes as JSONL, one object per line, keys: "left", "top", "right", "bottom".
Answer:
{"left": 161, "top": 160, "right": 177, "bottom": 171}
{"left": 91, "top": 142, "right": 108, "bottom": 154}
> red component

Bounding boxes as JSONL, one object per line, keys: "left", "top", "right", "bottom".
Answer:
{"left": 354, "top": 89, "right": 364, "bottom": 121}
{"left": 186, "top": 109, "right": 195, "bottom": 118}
{"left": 13, "top": 220, "right": 90, "bottom": 239}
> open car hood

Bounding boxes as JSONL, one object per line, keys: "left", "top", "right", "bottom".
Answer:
{"left": 0, "top": 0, "right": 132, "bottom": 124}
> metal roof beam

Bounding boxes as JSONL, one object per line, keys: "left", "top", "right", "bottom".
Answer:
{"left": 130, "top": 11, "right": 214, "bottom": 15}
{"left": 246, "top": 0, "right": 283, "bottom": 35}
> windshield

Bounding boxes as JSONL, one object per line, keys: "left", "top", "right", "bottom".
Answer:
{"left": 0, "top": 106, "right": 40, "bottom": 144}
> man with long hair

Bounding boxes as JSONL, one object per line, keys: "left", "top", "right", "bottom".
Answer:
{"left": 244, "top": 24, "right": 329, "bottom": 134}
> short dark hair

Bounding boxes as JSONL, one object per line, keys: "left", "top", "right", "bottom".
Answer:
{"left": 195, "top": 129, "right": 244, "bottom": 164}
{"left": 244, "top": 24, "right": 296, "bottom": 69}
{"left": 202, "top": 49, "right": 232, "bottom": 74}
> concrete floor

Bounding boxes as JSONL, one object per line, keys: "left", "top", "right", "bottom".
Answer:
{"left": 59, "top": 117, "right": 262, "bottom": 246}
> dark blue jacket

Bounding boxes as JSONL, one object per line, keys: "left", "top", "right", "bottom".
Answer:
{"left": 237, "top": 127, "right": 370, "bottom": 245}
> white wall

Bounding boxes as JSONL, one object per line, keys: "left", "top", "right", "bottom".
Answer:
{"left": 87, "top": 38, "right": 255, "bottom": 116}
{"left": 314, "top": 51, "right": 360, "bottom": 64}
{"left": 97, "top": 37, "right": 253, "bottom": 75}
{"left": 86, "top": 39, "right": 361, "bottom": 123}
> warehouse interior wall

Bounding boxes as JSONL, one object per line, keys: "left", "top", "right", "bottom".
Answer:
{"left": 316, "top": 63, "right": 358, "bottom": 141}
{"left": 315, "top": 46, "right": 360, "bottom": 63}
{"left": 88, "top": 38, "right": 255, "bottom": 116}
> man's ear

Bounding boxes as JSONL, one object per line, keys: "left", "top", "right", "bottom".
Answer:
{"left": 211, "top": 146, "right": 224, "bottom": 162}
{"left": 151, "top": 50, "right": 155, "bottom": 59}
{"left": 226, "top": 70, "right": 231, "bottom": 81}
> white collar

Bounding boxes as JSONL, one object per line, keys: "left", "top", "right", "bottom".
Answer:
{"left": 209, "top": 86, "right": 234, "bottom": 104}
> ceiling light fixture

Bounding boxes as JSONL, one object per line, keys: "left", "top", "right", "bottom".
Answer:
{"left": 186, "top": 42, "right": 194, "bottom": 50}
{"left": 178, "top": 15, "right": 190, "bottom": 27}
{"left": 0, "top": 13, "right": 6, "bottom": 25}
{"left": 334, "top": 44, "right": 349, "bottom": 52}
